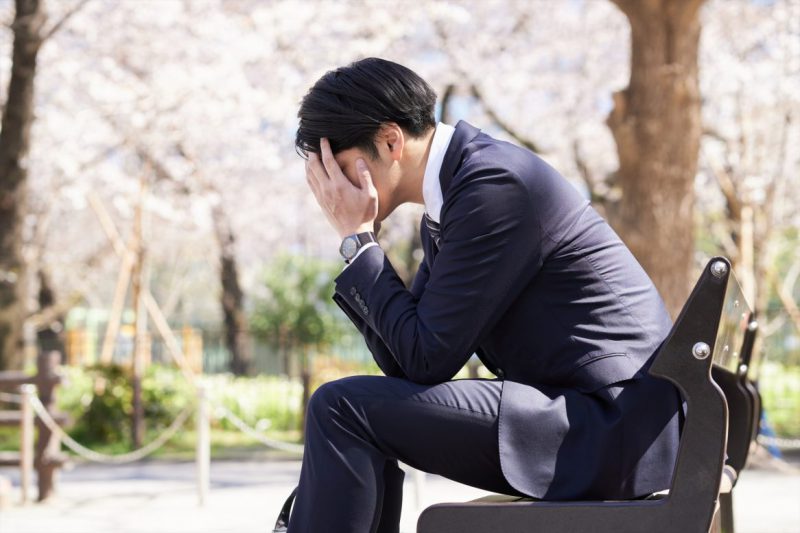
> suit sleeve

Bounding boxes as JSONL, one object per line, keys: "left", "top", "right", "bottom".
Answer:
{"left": 333, "top": 162, "right": 542, "bottom": 384}
{"left": 331, "top": 229, "right": 431, "bottom": 379}
{"left": 332, "top": 292, "right": 406, "bottom": 378}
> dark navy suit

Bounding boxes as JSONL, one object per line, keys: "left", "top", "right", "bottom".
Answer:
{"left": 287, "top": 122, "right": 681, "bottom": 533}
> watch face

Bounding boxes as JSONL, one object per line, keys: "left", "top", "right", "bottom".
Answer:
{"left": 340, "top": 236, "right": 359, "bottom": 260}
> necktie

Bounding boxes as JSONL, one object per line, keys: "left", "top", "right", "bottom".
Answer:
{"left": 424, "top": 213, "right": 442, "bottom": 249}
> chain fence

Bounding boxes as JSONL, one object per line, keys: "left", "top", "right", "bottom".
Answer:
{"left": 30, "top": 394, "right": 194, "bottom": 464}
{"left": 1, "top": 385, "right": 305, "bottom": 465}
{"left": 211, "top": 403, "right": 305, "bottom": 455}
{"left": 4, "top": 386, "right": 800, "bottom": 460}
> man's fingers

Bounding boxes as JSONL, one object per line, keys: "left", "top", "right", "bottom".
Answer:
{"left": 305, "top": 163, "right": 323, "bottom": 201}
{"left": 320, "top": 138, "right": 348, "bottom": 186}
{"left": 305, "top": 160, "right": 321, "bottom": 190}
{"left": 307, "top": 151, "right": 329, "bottom": 183}
{"left": 356, "top": 158, "right": 374, "bottom": 190}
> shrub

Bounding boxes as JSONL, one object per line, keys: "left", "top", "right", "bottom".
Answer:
{"left": 58, "top": 364, "right": 194, "bottom": 448}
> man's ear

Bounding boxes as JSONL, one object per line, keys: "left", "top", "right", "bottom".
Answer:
{"left": 379, "top": 123, "right": 404, "bottom": 162}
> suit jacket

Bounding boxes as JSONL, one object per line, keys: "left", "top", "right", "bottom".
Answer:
{"left": 332, "top": 121, "right": 681, "bottom": 500}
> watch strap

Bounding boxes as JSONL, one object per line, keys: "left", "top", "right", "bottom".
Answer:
{"left": 354, "top": 232, "right": 377, "bottom": 247}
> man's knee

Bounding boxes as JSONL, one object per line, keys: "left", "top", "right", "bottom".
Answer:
{"left": 307, "top": 379, "right": 342, "bottom": 418}
{"left": 306, "top": 375, "right": 376, "bottom": 422}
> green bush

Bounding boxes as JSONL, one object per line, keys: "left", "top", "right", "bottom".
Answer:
{"left": 58, "top": 364, "right": 194, "bottom": 448}
{"left": 56, "top": 364, "right": 304, "bottom": 447}
{"left": 64, "top": 364, "right": 134, "bottom": 444}
{"left": 250, "top": 253, "right": 347, "bottom": 351}
{"left": 203, "top": 373, "right": 302, "bottom": 433}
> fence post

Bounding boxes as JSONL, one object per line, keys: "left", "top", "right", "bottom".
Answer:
{"left": 35, "top": 350, "right": 61, "bottom": 501}
{"left": 20, "top": 384, "right": 35, "bottom": 505}
{"left": 196, "top": 383, "right": 210, "bottom": 507}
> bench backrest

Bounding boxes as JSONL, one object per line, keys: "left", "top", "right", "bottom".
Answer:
{"left": 647, "top": 257, "right": 753, "bottom": 528}
{"left": 709, "top": 269, "right": 758, "bottom": 475}
{"left": 740, "top": 314, "right": 760, "bottom": 379}
{"left": 713, "top": 305, "right": 762, "bottom": 475}
{"left": 738, "top": 316, "right": 763, "bottom": 449}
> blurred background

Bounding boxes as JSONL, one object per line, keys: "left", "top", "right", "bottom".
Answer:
{"left": 0, "top": 0, "right": 798, "bottom": 530}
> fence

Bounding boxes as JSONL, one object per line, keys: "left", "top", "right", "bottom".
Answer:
{"left": 0, "top": 351, "right": 66, "bottom": 502}
{"left": 59, "top": 321, "right": 800, "bottom": 442}
{"left": 0, "top": 379, "right": 434, "bottom": 512}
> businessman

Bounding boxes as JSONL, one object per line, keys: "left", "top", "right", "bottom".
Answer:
{"left": 288, "top": 58, "right": 681, "bottom": 533}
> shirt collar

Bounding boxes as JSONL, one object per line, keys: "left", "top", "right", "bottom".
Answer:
{"left": 422, "top": 122, "right": 456, "bottom": 223}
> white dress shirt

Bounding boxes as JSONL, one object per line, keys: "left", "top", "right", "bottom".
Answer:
{"left": 421, "top": 122, "right": 456, "bottom": 223}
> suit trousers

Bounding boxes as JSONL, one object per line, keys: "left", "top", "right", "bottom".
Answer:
{"left": 286, "top": 375, "right": 523, "bottom": 533}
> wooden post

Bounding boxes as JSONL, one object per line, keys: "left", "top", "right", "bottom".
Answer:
{"left": 35, "top": 351, "right": 60, "bottom": 501}
{"left": 196, "top": 383, "right": 210, "bottom": 507}
{"left": 740, "top": 203, "right": 756, "bottom": 307}
{"left": 88, "top": 191, "right": 196, "bottom": 382}
{"left": 20, "top": 384, "right": 34, "bottom": 505}
{"left": 99, "top": 248, "right": 134, "bottom": 365}
{"left": 131, "top": 175, "right": 147, "bottom": 449}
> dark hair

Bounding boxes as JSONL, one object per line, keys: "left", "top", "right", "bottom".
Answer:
{"left": 295, "top": 57, "right": 437, "bottom": 159}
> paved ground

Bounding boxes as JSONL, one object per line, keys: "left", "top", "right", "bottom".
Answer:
{"left": 1, "top": 458, "right": 798, "bottom": 533}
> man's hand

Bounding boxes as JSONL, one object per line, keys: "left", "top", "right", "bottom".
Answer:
{"left": 305, "top": 138, "right": 379, "bottom": 239}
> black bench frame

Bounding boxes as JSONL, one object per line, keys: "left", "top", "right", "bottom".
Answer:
{"left": 418, "top": 257, "right": 754, "bottom": 533}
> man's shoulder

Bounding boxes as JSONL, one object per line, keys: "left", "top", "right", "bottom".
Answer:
{"left": 451, "top": 132, "right": 585, "bottom": 209}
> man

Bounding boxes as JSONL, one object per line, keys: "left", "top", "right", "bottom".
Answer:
{"left": 289, "top": 57, "right": 681, "bottom": 533}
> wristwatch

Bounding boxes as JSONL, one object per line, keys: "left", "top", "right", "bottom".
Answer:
{"left": 339, "top": 232, "right": 377, "bottom": 262}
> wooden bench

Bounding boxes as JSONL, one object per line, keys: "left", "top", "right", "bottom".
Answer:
{"left": 0, "top": 351, "right": 69, "bottom": 501}
{"left": 417, "top": 257, "right": 754, "bottom": 533}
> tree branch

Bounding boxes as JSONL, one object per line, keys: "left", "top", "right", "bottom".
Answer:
{"left": 772, "top": 265, "right": 800, "bottom": 337}
{"left": 702, "top": 146, "right": 742, "bottom": 223}
{"left": 468, "top": 83, "right": 544, "bottom": 154}
{"left": 440, "top": 83, "right": 455, "bottom": 124}
{"left": 26, "top": 291, "right": 83, "bottom": 329}
{"left": 572, "top": 138, "right": 609, "bottom": 205}
{"left": 434, "top": 19, "right": 545, "bottom": 154}
{"left": 42, "top": 0, "right": 90, "bottom": 41}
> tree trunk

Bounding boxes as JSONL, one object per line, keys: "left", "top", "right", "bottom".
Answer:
{"left": 36, "top": 268, "right": 64, "bottom": 357}
{"left": 0, "top": 0, "right": 47, "bottom": 370}
{"left": 607, "top": 0, "right": 706, "bottom": 318}
{"left": 212, "top": 204, "right": 250, "bottom": 375}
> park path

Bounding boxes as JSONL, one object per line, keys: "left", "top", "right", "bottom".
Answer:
{"left": 1, "top": 459, "right": 798, "bottom": 533}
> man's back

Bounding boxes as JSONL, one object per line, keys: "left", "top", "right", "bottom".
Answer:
{"left": 403, "top": 122, "right": 680, "bottom": 499}
{"left": 434, "top": 129, "right": 673, "bottom": 392}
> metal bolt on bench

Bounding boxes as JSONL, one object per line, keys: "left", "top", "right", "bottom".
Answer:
{"left": 417, "top": 257, "right": 756, "bottom": 533}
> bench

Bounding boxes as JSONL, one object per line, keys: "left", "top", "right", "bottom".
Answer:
{"left": 417, "top": 257, "right": 754, "bottom": 533}
{"left": 0, "top": 351, "right": 69, "bottom": 501}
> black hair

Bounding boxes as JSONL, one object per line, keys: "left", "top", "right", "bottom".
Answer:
{"left": 295, "top": 57, "right": 437, "bottom": 159}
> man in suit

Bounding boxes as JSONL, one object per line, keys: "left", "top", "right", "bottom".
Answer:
{"left": 289, "top": 57, "right": 681, "bottom": 533}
